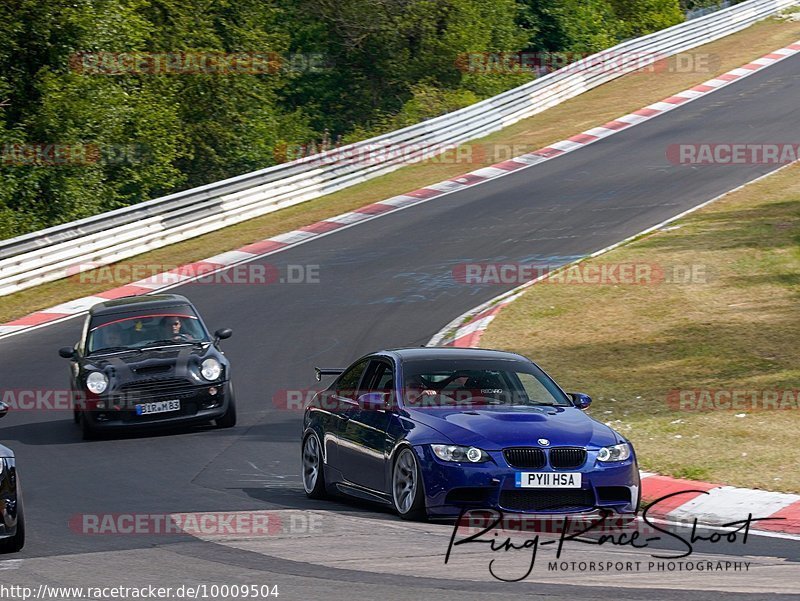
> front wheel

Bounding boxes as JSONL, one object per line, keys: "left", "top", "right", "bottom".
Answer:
{"left": 80, "top": 412, "right": 99, "bottom": 441}
{"left": 215, "top": 383, "right": 237, "bottom": 428}
{"left": 302, "top": 432, "right": 327, "bottom": 499}
{"left": 392, "top": 447, "right": 426, "bottom": 521}
{"left": 0, "top": 487, "right": 25, "bottom": 553}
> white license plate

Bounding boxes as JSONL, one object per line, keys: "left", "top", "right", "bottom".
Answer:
{"left": 135, "top": 399, "right": 180, "bottom": 416}
{"left": 515, "top": 472, "right": 582, "bottom": 488}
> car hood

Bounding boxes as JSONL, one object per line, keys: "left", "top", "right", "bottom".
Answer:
{"left": 84, "top": 344, "right": 219, "bottom": 385}
{"left": 405, "top": 405, "right": 619, "bottom": 449}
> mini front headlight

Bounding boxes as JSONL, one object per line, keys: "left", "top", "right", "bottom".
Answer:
{"left": 201, "top": 358, "right": 222, "bottom": 381}
{"left": 431, "top": 444, "right": 489, "bottom": 463}
{"left": 86, "top": 371, "right": 108, "bottom": 395}
{"left": 597, "top": 443, "right": 631, "bottom": 462}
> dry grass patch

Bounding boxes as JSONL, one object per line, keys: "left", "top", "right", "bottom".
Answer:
{"left": 482, "top": 163, "right": 800, "bottom": 492}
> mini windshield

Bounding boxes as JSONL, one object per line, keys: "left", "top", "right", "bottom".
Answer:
{"left": 401, "top": 358, "right": 570, "bottom": 408}
{"left": 87, "top": 307, "right": 210, "bottom": 353}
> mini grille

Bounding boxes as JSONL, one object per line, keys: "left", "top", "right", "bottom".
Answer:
{"left": 115, "top": 378, "right": 200, "bottom": 402}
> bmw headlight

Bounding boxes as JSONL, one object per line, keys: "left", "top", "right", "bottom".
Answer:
{"left": 431, "top": 444, "right": 489, "bottom": 463}
{"left": 200, "top": 358, "right": 222, "bottom": 381}
{"left": 597, "top": 443, "right": 631, "bottom": 462}
{"left": 86, "top": 371, "right": 108, "bottom": 395}
{"left": 0, "top": 458, "right": 4, "bottom": 476}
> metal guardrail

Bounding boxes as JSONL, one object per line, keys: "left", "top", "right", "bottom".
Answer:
{"left": 0, "top": 0, "right": 795, "bottom": 296}
{"left": 687, "top": 1, "right": 733, "bottom": 20}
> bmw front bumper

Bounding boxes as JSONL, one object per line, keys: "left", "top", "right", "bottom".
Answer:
{"left": 414, "top": 445, "right": 640, "bottom": 519}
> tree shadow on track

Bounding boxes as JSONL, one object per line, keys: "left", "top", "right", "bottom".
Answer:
{"left": 240, "top": 485, "right": 398, "bottom": 519}
{"left": 0, "top": 418, "right": 227, "bottom": 445}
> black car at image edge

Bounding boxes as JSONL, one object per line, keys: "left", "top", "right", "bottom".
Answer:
{"left": 0, "top": 402, "right": 24, "bottom": 553}
{"left": 59, "top": 294, "right": 236, "bottom": 439}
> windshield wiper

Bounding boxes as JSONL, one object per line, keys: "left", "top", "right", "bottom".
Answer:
{"left": 138, "top": 339, "right": 186, "bottom": 349}
{"left": 89, "top": 346, "right": 132, "bottom": 355}
{"left": 145, "top": 338, "right": 206, "bottom": 348}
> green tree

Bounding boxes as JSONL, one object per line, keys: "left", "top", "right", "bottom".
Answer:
{"left": 608, "top": 0, "right": 685, "bottom": 38}
{"left": 517, "top": 0, "right": 622, "bottom": 54}
{"left": 0, "top": 0, "right": 691, "bottom": 239}
{"left": 283, "top": 0, "right": 532, "bottom": 136}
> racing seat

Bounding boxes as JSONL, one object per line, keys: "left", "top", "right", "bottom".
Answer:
{"left": 464, "top": 375, "right": 505, "bottom": 404}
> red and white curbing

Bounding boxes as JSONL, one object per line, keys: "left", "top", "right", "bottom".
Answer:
{"left": 639, "top": 474, "right": 800, "bottom": 535}
{"left": 1, "top": 40, "right": 799, "bottom": 342}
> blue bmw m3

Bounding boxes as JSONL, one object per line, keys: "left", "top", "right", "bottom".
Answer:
{"left": 301, "top": 347, "right": 640, "bottom": 521}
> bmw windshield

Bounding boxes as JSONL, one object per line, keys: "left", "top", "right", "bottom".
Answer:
{"left": 400, "top": 358, "right": 571, "bottom": 408}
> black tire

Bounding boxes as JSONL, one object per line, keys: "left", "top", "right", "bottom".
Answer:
{"left": 71, "top": 385, "right": 80, "bottom": 424}
{"left": 81, "top": 412, "right": 99, "bottom": 441}
{"left": 634, "top": 482, "right": 642, "bottom": 514}
{"left": 391, "top": 447, "right": 426, "bottom": 521}
{"left": 215, "top": 382, "right": 237, "bottom": 428}
{"left": 0, "top": 485, "right": 25, "bottom": 554}
{"left": 301, "top": 432, "right": 327, "bottom": 499}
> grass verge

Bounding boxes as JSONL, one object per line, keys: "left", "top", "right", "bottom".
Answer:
{"left": 481, "top": 162, "right": 800, "bottom": 493}
{"left": 1, "top": 17, "right": 799, "bottom": 324}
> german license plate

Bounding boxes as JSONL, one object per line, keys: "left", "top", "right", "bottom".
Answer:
{"left": 515, "top": 472, "right": 582, "bottom": 488}
{"left": 135, "top": 399, "right": 180, "bottom": 416}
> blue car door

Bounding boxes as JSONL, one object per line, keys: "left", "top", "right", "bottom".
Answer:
{"left": 338, "top": 359, "right": 394, "bottom": 492}
{"left": 325, "top": 358, "right": 368, "bottom": 476}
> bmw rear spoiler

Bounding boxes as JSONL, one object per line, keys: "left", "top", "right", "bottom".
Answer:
{"left": 315, "top": 367, "right": 344, "bottom": 382}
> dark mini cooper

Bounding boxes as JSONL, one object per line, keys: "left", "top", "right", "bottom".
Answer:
{"left": 0, "top": 403, "right": 24, "bottom": 553}
{"left": 59, "top": 294, "right": 236, "bottom": 439}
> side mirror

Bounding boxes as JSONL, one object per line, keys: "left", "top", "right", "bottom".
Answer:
{"left": 214, "top": 328, "right": 233, "bottom": 343}
{"left": 569, "top": 392, "right": 592, "bottom": 410}
{"left": 0, "top": 401, "right": 9, "bottom": 419}
{"left": 59, "top": 346, "right": 76, "bottom": 359}
{"left": 357, "top": 392, "right": 388, "bottom": 412}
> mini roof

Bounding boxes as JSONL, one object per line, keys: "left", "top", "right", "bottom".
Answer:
{"left": 88, "top": 294, "right": 195, "bottom": 317}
